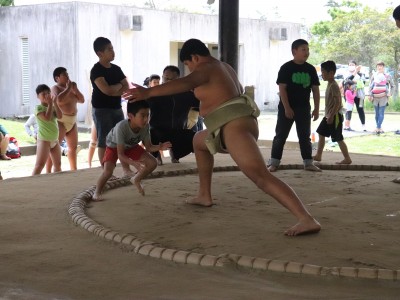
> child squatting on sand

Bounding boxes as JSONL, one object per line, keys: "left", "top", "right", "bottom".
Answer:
{"left": 92, "top": 100, "right": 172, "bottom": 200}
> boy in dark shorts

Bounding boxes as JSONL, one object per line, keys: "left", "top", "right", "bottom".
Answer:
{"left": 313, "top": 60, "right": 352, "bottom": 165}
{"left": 92, "top": 101, "right": 171, "bottom": 200}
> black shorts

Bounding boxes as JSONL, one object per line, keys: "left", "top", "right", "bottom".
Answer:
{"left": 316, "top": 114, "right": 344, "bottom": 143}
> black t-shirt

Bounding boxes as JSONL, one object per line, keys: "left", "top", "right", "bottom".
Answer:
{"left": 276, "top": 60, "right": 320, "bottom": 109}
{"left": 148, "top": 91, "right": 200, "bottom": 130}
{"left": 90, "top": 62, "right": 126, "bottom": 109}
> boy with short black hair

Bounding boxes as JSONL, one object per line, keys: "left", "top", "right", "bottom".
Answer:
{"left": 92, "top": 100, "right": 172, "bottom": 200}
{"left": 90, "top": 37, "right": 132, "bottom": 175}
{"left": 313, "top": 61, "right": 352, "bottom": 165}
{"left": 32, "top": 84, "right": 63, "bottom": 175}
{"left": 49, "top": 66, "right": 84, "bottom": 171}
{"left": 268, "top": 39, "right": 321, "bottom": 172}
{"left": 148, "top": 74, "right": 160, "bottom": 87}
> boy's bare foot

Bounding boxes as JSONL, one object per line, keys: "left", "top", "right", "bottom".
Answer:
{"left": 312, "top": 155, "right": 321, "bottom": 162}
{"left": 92, "top": 193, "right": 103, "bottom": 202}
{"left": 130, "top": 176, "right": 145, "bottom": 196}
{"left": 284, "top": 218, "right": 321, "bottom": 236}
{"left": 268, "top": 165, "right": 278, "bottom": 172}
{"left": 185, "top": 197, "right": 214, "bottom": 207}
{"left": 392, "top": 177, "right": 400, "bottom": 184}
{"left": 304, "top": 164, "right": 322, "bottom": 172}
{"left": 335, "top": 159, "right": 352, "bottom": 165}
{"left": 0, "top": 154, "right": 11, "bottom": 160}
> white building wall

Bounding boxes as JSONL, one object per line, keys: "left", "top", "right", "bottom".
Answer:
{"left": 0, "top": 3, "right": 301, "bottom": 120}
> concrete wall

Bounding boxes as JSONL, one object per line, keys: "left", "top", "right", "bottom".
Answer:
{"left": 0, "top": 2, "right": 301, "bottom": 121}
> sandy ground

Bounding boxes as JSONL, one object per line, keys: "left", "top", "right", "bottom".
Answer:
{"left": 1, "top": 145, "right": 400, "bottom": 299}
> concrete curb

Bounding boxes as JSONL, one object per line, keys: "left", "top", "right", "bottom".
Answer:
{"left": 68, "top": 165, "right": 399, "bottom": 281}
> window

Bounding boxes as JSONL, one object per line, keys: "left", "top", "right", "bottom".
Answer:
{"left": 21, "top": 37, "right": 30, "bottom": 106}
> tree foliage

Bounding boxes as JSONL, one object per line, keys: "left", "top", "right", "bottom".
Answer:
{"left": 310, "top": 1, "right": 400, "bottom": 98}
{"left": 0, "top": 0, "right": 14, "bottom": 6}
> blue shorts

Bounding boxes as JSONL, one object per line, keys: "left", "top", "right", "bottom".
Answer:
{"left": 316, "top": 114, "right": 344, "bottom": 143}
{"left": 92, "top": 108, "right": 124, "bottom": 148}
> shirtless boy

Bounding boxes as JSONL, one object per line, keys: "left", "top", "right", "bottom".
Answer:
{"left": 51, "top": 67, "right": 84, "bottom": 170}
{"left": 92, "top": 100, "right": 171, "bottom": 200}
{"left": 123, "top": 38, "right": 321, "bottom": 236}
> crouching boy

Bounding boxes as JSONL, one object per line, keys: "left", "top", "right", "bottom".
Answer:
{"left": 93, "top": 100, "right": 171, "bottom": 200}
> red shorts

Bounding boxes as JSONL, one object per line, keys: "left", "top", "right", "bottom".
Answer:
{"left": 102, "top": 145, "right": 145, "bottom": 165}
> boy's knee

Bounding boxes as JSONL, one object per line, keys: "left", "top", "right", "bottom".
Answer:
{"left": 148, "top": 157, "right": 157, "bottom": 170}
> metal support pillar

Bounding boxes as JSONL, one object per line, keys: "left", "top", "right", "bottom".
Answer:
{"left": 218, "top": 0, "right": 239, "bottom": 72}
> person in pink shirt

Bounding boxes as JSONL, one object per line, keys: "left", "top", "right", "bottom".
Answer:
{"left": 343, "top": 80, "right": 356, "bottom": 131}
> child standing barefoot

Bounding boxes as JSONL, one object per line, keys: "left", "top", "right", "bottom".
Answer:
{"left": 32, "top": 84, "right": 63, "bottom": 175}
{"left": 313, "top": 61, "right": 352, "bottom": 165}
{"left": 92, "top": 100, "right": 171, "bottom": 200}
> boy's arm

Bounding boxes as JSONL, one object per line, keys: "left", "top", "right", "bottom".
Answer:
{"left": 53, "top": 96, "right": 63, "bottom": 119}
{"left": 38, "top": 94, "right": 55, "bottom": 121}
{"left": 142, "top": 138, "right": 172, "bottom": 153}
{"left": 116, "top": 144, "right": 132, "bottom": 166}
{"left": 94, "top": 77, "right": 126, "bottom": 96}
{"left": 24, "top": 115, "right": 35, "bottom": 136}
{"left": 326, "top": 92, "right": 342, "bottom": 121}
{"left": 311, "top": 85, "right": 320, "bottom": 121}
{"left": 53, "top": 84, "right": 70, "bottom": 105}
{"left": 124, "top": 67, "right": 209, "bottom": 101}
{"left": 70, "top": 82, "right": 85, "bottom": 103}
{"left": 278, "top": 83, "right": 294, "bottom": 119}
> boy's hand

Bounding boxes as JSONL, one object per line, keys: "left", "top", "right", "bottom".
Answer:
{"left": 312, "top": 108, "right": 319, "bottom": 121}
{"left": 70, "top": 81, "right": 77, "bottom": 91}
{"left": 284, "top": 107, "right": 294, "bottom": 119}
{"left": 123, "top": 84, "right": 150, "bottom": 102}
{"left": 326, "top": 116, "right": 333, "bottom": 124}
{"left": 45, "top": 93, "right": 52, "bottom": 104}
{"left": 160, "top": 141, "right": 172, "bottom": 151}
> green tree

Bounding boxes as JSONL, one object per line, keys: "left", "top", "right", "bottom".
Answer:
{"left": 0, "top": 0, "right": 14, "bottom": 6}
{"left": 310, "top": 1, "right": 400, "bottom": 100}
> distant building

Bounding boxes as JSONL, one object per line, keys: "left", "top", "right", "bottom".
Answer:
{"left": 0, "top": 2, "right": 302, "bottom": 121}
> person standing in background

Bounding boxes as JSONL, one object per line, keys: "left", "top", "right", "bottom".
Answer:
{"left": 90, "top": 37, "right": 133, "bottom": 176}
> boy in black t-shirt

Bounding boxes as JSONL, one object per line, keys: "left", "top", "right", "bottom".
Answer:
{"left": 268, "top": 39, "right": 321, "bottom": 172}
{"left": 90, "top": 37, "right": 133, "bottom": 176}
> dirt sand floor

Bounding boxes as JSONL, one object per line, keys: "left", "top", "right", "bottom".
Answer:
{"left": 0, "top": 146, "right": 400, "bottom": 299}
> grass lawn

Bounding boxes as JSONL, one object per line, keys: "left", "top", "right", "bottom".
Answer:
{"left": 0, "top": 118, "right": 91, "bottom": 146}
{"left": 324, "top": 132, "right": 400, "bottom": 157}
